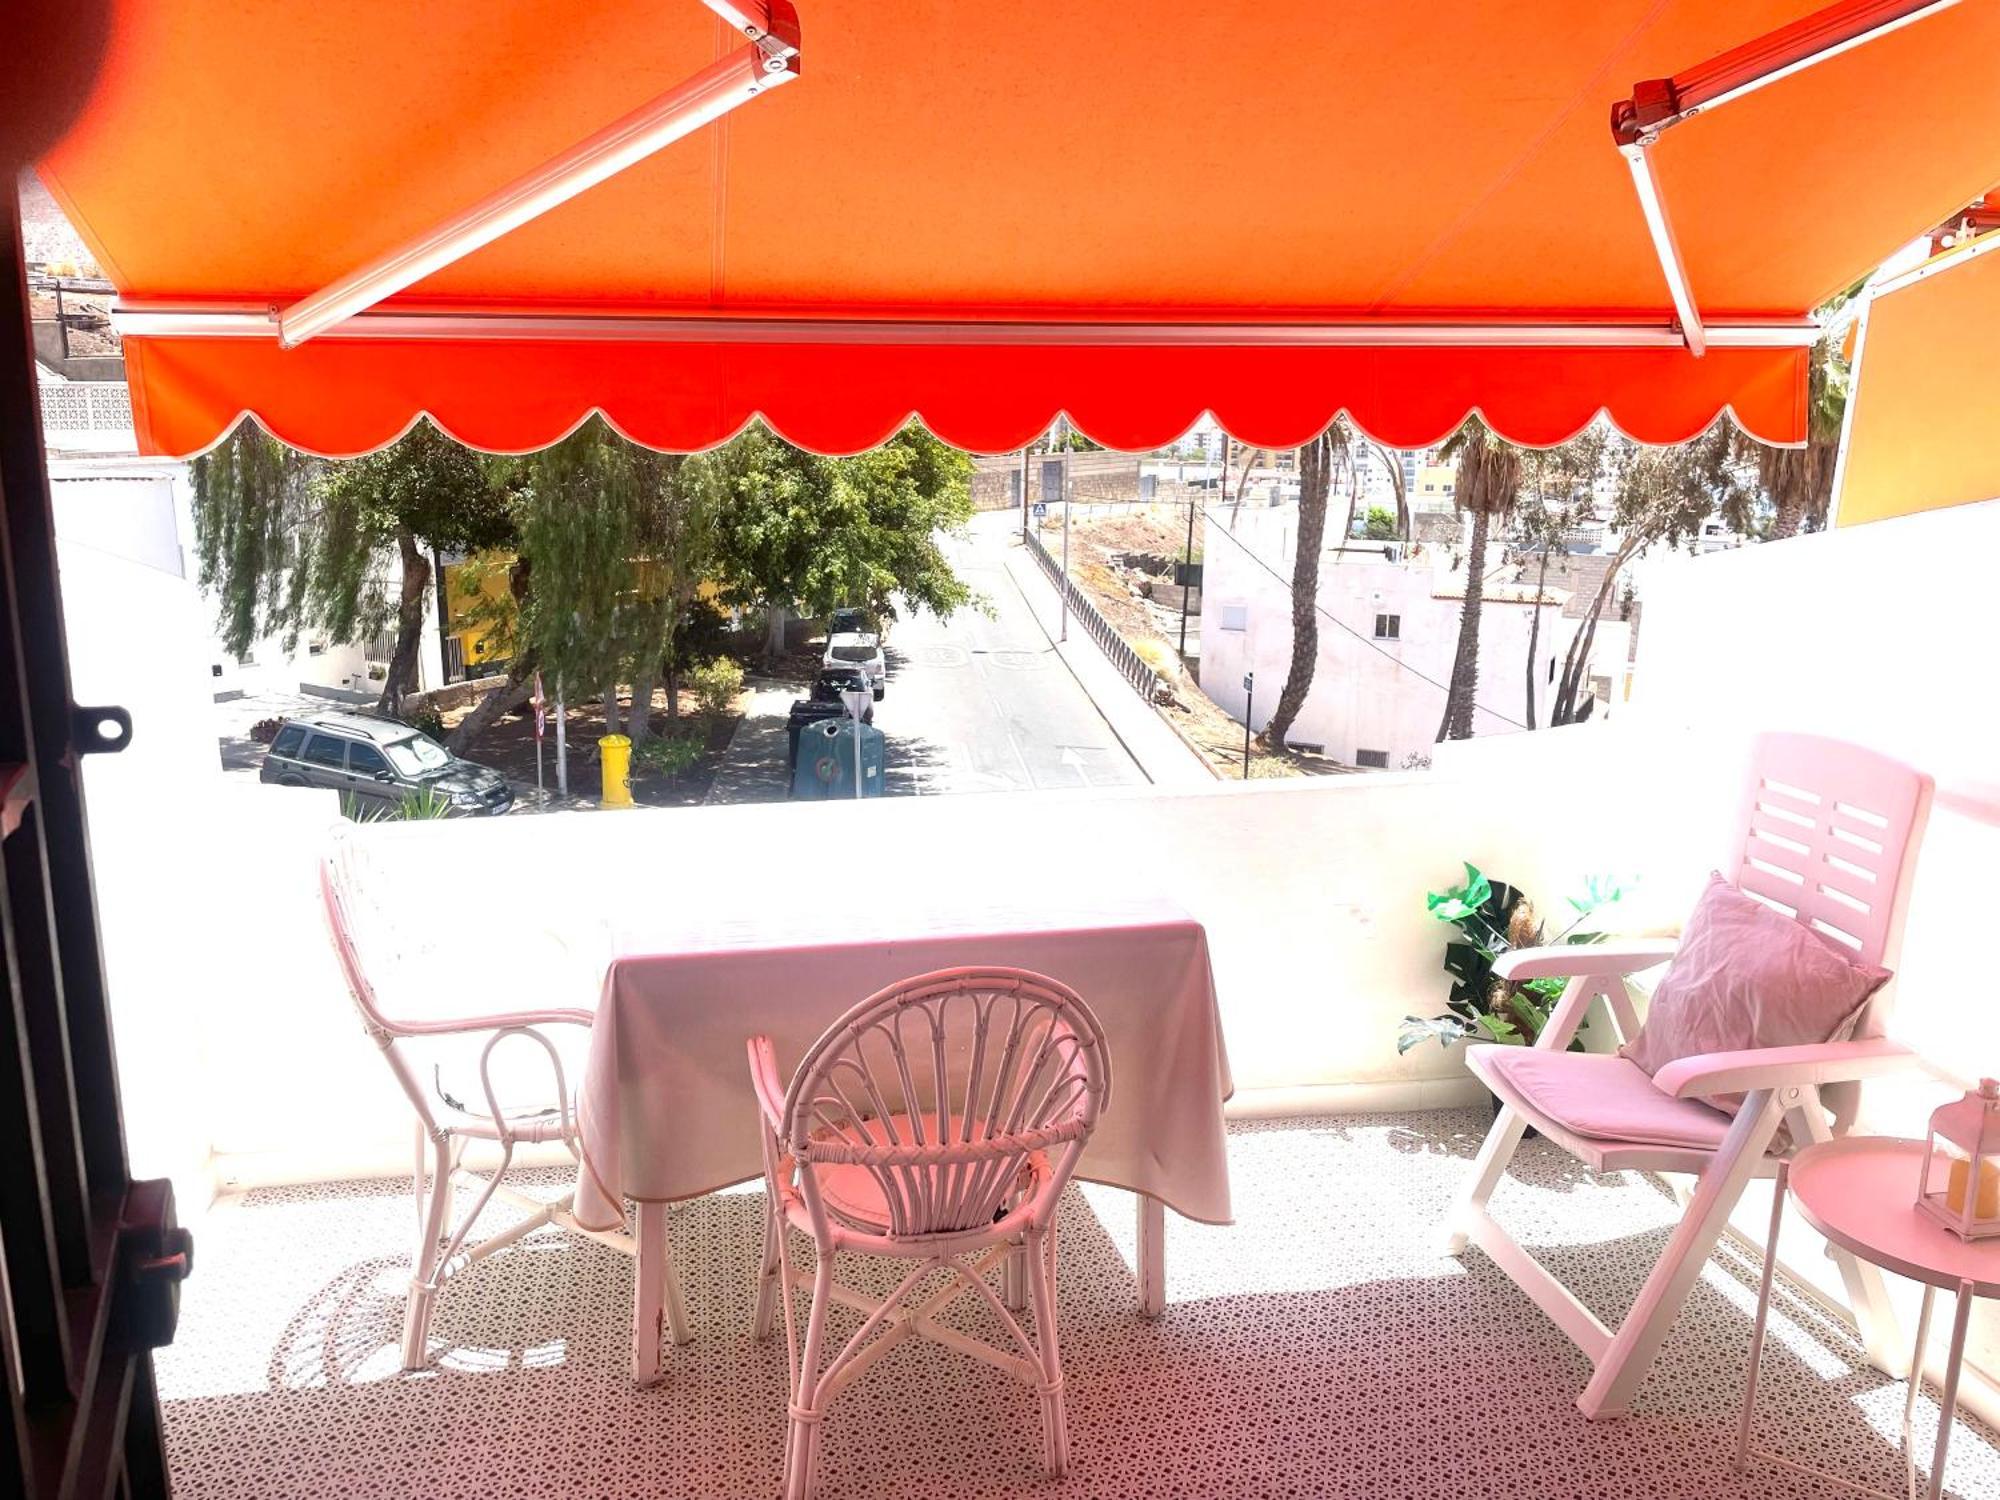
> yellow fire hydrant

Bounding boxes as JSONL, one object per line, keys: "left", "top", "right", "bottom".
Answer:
{"left": 598, "top": 734, "right": 635, "bottom": 809}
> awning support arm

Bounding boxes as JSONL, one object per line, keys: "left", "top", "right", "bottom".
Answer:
{"left": 1610, "top": 0, "right": 1963, "bottom": 357}
{"left": 275, "top": 0, "right": 801, "bottom": 349}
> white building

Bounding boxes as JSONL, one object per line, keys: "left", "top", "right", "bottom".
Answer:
{"left": 1199, "top": 503, "right": 1630, "bottom": 768}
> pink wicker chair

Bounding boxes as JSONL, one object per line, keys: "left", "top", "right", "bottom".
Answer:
{"left": 747, "top": 966, "right": 1112, "bottom": 1500}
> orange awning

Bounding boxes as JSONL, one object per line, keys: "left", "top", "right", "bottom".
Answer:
{"left": 35, "top": 0, "right": 2000, "bottom": 458}
{"left": 1833, "top": 231, "right": 2000, "bottom": 526}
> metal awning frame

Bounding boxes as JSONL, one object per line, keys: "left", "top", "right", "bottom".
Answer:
{"left": 1611, "top": 0, "right": 1964, "bottom": 358}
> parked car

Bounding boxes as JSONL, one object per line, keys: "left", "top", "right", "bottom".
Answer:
{"left": 823, "top": 631, "right": 886, "bottom": 698}
{"left": 787, "top": 667, "right": 875, "bottom": 771}
{"left": 828, "top": 606, "right": 880, "bottom": 639}
{"left": 259, "top": 711, "right": 514, "bottom": 816}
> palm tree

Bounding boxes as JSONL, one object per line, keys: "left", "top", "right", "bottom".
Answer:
{"left": 1738, "top": 315, "right": 1850, "bottom": 538}
{"left": 1261, "top": 424, "right": 1349, "bottom": 749}
{"left": 1435, "top": 418, "right": 1522, "bottom": 742}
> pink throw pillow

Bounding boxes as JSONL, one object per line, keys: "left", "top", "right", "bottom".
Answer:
{"left": 1622, "top": 874, "right": 1890, "bottom": 1100}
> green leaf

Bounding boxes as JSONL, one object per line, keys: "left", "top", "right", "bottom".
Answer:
{"left": 1473, "top": 1013, "right": 1521, "bottom": 1044}
{"left": 1398, "top": 1015, "right": 1476, "bottom": 1054}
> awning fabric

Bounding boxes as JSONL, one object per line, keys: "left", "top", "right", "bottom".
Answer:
{"left": 1833, "top": 234, "right": 2000, "bottom": 527}
{"left": 36, "top": 0, "right": 2000, "bottom": 458}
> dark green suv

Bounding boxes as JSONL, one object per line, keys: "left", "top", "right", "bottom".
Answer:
{"left": 259, "top": 711, "right": 513, "bottom": 816}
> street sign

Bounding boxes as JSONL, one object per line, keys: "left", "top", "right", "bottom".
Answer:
{"left": 1032, "top": 501, "right": 1047, "bottom": 519}
{"left": 532, "top": 671, "right": 546, "bottom": 740}
{"left": 1243, "top": 672, "right": 1254, "bottom": 693}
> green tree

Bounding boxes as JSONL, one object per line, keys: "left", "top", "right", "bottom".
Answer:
{"left": 1546, "top": 423, "right": 1752, "bottom": 725}
{"left": 189, "top": 419, "right": 514, "bottom": 716}
{"left": 1358, "top": 505, "right": 1398, "bottom": 541}
{"left": 710, "top": 424, "right": 977, "bottom": 662}
{"left": 314, "top": 425, "right": 514, "bottom": 713}
{"left": 1435, "top": 418, "right": 1523, "bottom": 742}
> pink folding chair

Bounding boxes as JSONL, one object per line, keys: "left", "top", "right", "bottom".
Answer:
{"left": 747, "top": 966, "right": 1111, "bottom": 1500}
{"left": 320, "top": 832, "right": 689, "bottom": 1369}
{"left": 1440, "top": 731, "right": 1933, "bottom": 1417}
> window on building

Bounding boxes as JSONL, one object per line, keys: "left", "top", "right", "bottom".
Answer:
{"left": 307, "top": 639, "right": 326, "bottom": 657}
{"left": 1373, "top": 613, "right": 1400, "bottom": 640}
{"left": 301, "top": 733, "right": 350, "bottom": 770}
{"left": 1355, "top": 749, "right": 1390, "bottom": 769}
{"left": 1218, "top": 603, "right": 1248, "bottom": 632}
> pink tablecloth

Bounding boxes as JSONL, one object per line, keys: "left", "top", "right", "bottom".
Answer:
{"left": 573, "top": 893, "right": 1231, "bottom": 1232}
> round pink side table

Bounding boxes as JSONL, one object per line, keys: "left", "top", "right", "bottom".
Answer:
{"left": 1737, "top": 1136, "right": 2000, "bottom": 1500}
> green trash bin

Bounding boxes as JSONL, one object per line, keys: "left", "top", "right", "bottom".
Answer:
{"left": 791, "top": 718, "right": 885, "bottom": 799}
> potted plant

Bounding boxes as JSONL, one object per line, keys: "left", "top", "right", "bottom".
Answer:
{"left": 1399, "top": 863, "right": 1619, "bottom": 1059}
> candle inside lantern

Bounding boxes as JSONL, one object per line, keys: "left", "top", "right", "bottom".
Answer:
{"left": 1947, "top": 1154, "right": 2000, "bottom": 1219}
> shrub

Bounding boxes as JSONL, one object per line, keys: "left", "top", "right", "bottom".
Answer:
{"left": 635, "top": 732, "right": 702, "bottom": 780}
{"left": 406, "top": 704, "right": 447, "bottom": 740}
{"left": 341, "top": 786, "right": 454, "bottom": 823}
{"left": 1134, "top": 638, "right": 1179, "bottom": 676}
{"left": 249, "top": 717, "right": 284, "bottom": 744}
{"left": 687, "top": 656, "right": 745, "bottom": 721}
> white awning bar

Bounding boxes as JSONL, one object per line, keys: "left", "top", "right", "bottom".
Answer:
{"left": 1609, "top": 0, "right": 1963, "bottom": 357}
{"left": 1619, "top": 145, "right": 1708, "bottom": 358}
{"left": 275, "top": 0, "right": 801, "bottom": 349}
{"left": 111, "top": 304, "right": 1822, "bottom": 349}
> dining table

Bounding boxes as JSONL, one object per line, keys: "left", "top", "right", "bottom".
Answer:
{"left": 564, "top": 880, "right": 1235, "bottom": 1383}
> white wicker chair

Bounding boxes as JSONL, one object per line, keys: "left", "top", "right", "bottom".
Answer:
{"left": 320, "top": 831, "right": 689, "bottom": 1369}
{"left": 748, "top": 966, "right": 1112, "bottom": 1500}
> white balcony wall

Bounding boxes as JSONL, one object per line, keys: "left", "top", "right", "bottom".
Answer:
{"left": 168, "top": 745, "right": 1683, "bottom": 1189}
{"left": 1631, "top": 496, "right": 2000, "bottom": 1413}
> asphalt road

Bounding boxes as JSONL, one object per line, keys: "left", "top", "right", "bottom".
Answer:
{"left": 874, "top": 512, "right": 1144, "bottom": 796}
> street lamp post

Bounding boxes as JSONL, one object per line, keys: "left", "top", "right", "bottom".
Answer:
{"left": 1020, "top": 445, "right": 1030, "bottom": 539}
{"left": 1059, "top": 444, "right": 1071, "bottom": 644}
{"left": 1242, "top": 671, "right": 1254, "bottom": 780}
{"left": 842, "top": 687, "right": 871, "bottom": 800}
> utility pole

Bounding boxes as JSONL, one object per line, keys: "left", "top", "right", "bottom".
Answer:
{"left": 1178, "top": 491, "right": 1196, "bottom": 658}
{"left": 554, "top": 684, "right": 568, "bottom": 797}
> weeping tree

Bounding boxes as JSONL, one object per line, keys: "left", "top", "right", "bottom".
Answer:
{"left": 188, "top": 419, "right": 514, "bottom": 716}
{"left": 1261, "top": 423, "right": 1348, "bottom": 749}
{"left": 444, "top": 422, "right": 643, "bottom": 752}
{"left": 1435, "top": 418, "right": 1523, "bottom": 742}
{"left": 619, "top": 448, "right": 720, "bottom": 745}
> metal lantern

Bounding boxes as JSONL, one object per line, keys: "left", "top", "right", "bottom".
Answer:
{"left": 1919, "top": 1078, "right": 2000, "bottom": 1241}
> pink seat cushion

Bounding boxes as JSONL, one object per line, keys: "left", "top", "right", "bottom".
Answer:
{"left": 1621, "top": 874, "right": 1890, "bottom": 1106}
{"left": 1476, "top": 1046, "right": 1737, "bottom": 1151}
{"left": 807, "top": 1114, "right": 1049, "bottom": 1235}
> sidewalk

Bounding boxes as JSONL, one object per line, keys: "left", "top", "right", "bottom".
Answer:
{"left": 1000, "top": 541, "right": 1215, "bottom": 788}
{"left": 703, "top": 685, "right": 796, "bottom": 805}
